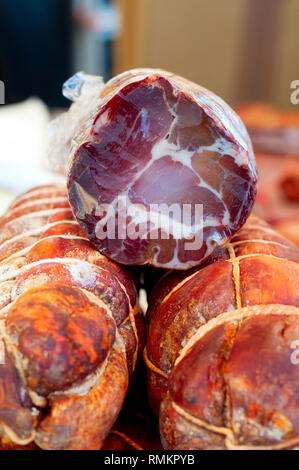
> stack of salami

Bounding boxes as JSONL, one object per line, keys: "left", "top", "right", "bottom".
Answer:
{"left": 1, "top": 70, "right": 299, "bottom": 450}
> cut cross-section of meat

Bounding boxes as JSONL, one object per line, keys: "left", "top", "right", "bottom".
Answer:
{"left": 65, "top": 69, "right": 258, "bottom": 269}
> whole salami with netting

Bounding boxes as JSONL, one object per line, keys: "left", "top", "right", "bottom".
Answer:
{"left": 0, "top": 185, "right": 143, "bottom": 450}
{"left": 145, "top": 216, "right": 299, "bottom": 449}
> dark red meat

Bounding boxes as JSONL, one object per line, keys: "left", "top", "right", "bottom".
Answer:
{"left": 67, "top": 69, "right": 257, "bottom": 269}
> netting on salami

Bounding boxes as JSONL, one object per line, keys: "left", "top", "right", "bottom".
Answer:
{"left": 49, "top": 69, "right": 258, "bottom": 269}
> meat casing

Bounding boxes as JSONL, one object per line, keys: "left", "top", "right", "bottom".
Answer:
{"left": 67, "top": 69, "right": 257, "bottom": 270}
{"left": 145, "top": 216, "right": 299, "bottom": 449}
{"left": 0, "top": 184, "right": 143, "bottom": 450}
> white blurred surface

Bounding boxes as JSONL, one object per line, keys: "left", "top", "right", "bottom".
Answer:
{"left": 0, "top": 98, "right": 65, "bottom": 215}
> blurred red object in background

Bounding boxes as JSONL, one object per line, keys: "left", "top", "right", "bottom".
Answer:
{"left": 237, "top": 102, "right": 299, "bottom": 155}
{"left": 237, "top": 103, "right": 299, "bottom": 248}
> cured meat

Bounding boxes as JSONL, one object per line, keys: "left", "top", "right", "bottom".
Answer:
{"left": 248, "top": 152, "right": 299, "bottom": 247}
{"left": 145, "top": 216, "right": 299, "bottom": 449}
{"left": 237, "top": 102, "right": 299, "bottom": 155}
{"left": 103, "top": 367, "right": 162, "bottom": 450}
{"left": 280, "top": 158, "right": 299, "bottom": 202}
{"left": 62, "top": 69, "right": 257, "bottom": 269}
{"left": 252, "top": 153, "right": 299, "bottom": 224}
{"left": 103, "top": 404, "right": 162, "bottom": 450}
{"left": 273, "top": 215, "right": 299, "bottom": 248}
{"left": 0, "top": 184, "right": 143, "bottom": 450}
{"left": 0, "top": 368, "right": 161, "bottom": 451}
{"left": 235, "top": 103, "right": 299, "bottom": 247}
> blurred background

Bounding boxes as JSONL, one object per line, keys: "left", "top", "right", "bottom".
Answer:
{"left": 0, "top": 0, "right": 299, "bottom": 245}
{"left": 1, "top": 0, "right": 299, "bottom": 108}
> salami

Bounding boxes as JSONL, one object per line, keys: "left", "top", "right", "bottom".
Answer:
{"left": 0, "top": 185, "right": 143, "bottom": 450}
{"left": 63, "top": 69, "right": 257, "bottom": 269}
